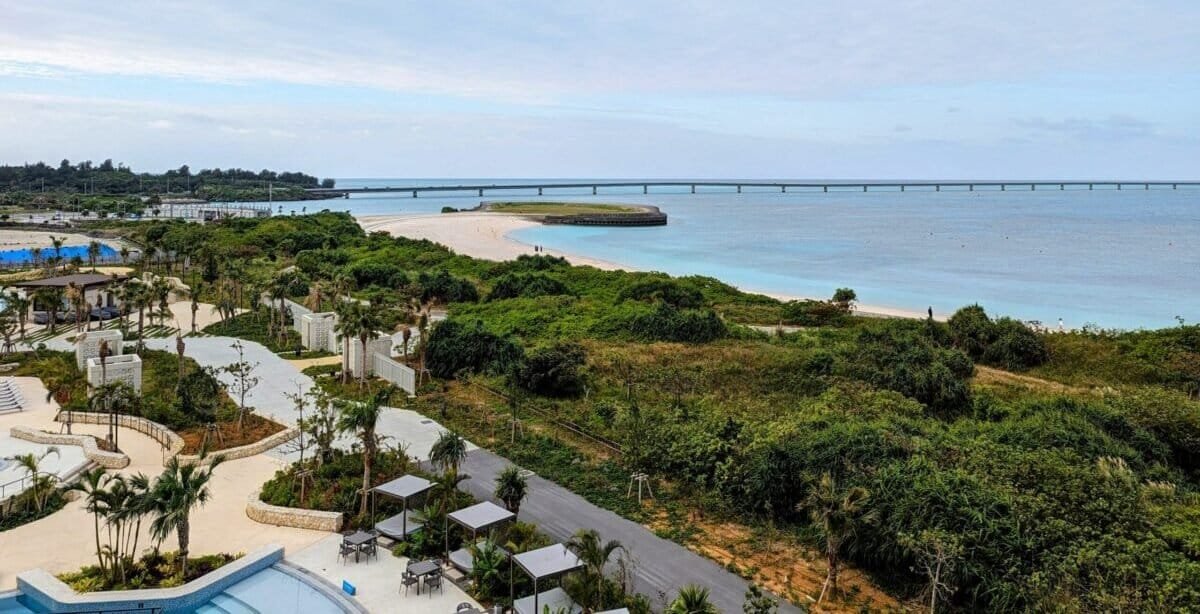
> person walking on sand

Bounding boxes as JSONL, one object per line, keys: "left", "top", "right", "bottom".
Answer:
{"left": 927, "top": 306, "right": 933, "bottom": 320}
{"left": 1058, "top": 318, "right": 1065, "bottom": 332}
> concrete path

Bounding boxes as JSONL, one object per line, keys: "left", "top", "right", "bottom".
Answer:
{"left": 458, "top": 449, "right": 801, "bottom": 614}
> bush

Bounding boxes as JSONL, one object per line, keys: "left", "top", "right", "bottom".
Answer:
{"left": 983, "top": 317, "right": 1049, "bottom": 369}
{"left": 840, "top": 325, "right": 974, "bottom": 416}
{"left": 425, "top": 320, "right": 524, "bottom": 379}
{"left": 513, "top": 342, "right": 587, "bottom": 397}
{"left": 345, "top": 259, "right": 408, "bottom": 288}
{"left": 948, "top": 304, "right": 994, "bottom": 359}
{"left": 419, "top": 270, "right": 480, "bottom": 303}
{"left": 616, "top": 278, "right": 704, "bottom": 309}
{"left": 626, "top": 303, "right": 727, "bottom": 343}
{"left": 487, "top": 272, "right": 572, "bottom": 301}
{"left": 781, "top": 299, "right": 849, "bottom": 326}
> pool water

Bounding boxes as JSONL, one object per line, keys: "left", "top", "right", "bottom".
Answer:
{"left": 192, "top": 567, "right": 345, "bottom": 614}
{"left": 0, "top": 566, "right": 348, "bottom": 614}
{"left": 0, "top": 244, "right": 117, "bottom": 265}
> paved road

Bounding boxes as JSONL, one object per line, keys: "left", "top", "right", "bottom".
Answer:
{"left": 458, "top": 449, "right": 801, "bottom": 614}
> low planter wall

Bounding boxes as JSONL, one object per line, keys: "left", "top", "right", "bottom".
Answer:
{"left": 246, "top": 489, "right": 343, "bottom": 532}
{"left": 9, "top": 426, "right": 129, "bottom": 469}
{"left": 178, "top": 427, "right": 299, "bottom": 466}
{"left": 55, "top": 411, "right": 184, "bottom": 461}
{"left": 17, "top": 544, "right": 283, "bottom": 614}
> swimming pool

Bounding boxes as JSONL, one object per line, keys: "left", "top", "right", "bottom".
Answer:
{"left": 0, "top": 244, "right": 117, "bottom": 265}
{"left": 1, "top": 564, "right": 355, "bottom": 614}
{"left": 192, "top": 566, "right": 348, "bottom": 614}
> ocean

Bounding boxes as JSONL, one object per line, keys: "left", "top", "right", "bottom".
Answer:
{"left": 275, "top": 179, "right": 1199, "bottom": 330}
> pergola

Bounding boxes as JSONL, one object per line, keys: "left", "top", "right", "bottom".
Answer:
{"left": 511, "top": 543, "right": 584, "bottom": 614}
{"left": 371, "top": 474, "right": 432, "bottom": 540}
{"left": 446, "top": 501, "right": 515, "bottom": 572}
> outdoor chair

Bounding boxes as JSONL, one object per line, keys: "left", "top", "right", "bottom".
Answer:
{"left": 456, "top": 603, "right": 475, "bottom": 612}
{"left": 425, "top": 573, "right": 443, "bottom": 597}
{"left": 401, "top": 570, "right": 420, "bottom": 595}
{"left": 337, "top": 541, "right": 355, "bottom": 564}
{"left": 361, "top": 539, "right": 378, "bottom": 561}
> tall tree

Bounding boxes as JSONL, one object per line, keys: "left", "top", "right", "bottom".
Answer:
{"left": 87, "top": 240, "right": 102, "bottom": 271}
{"left": 494, "top": 465, "right": 528, "bottom": 519}
{"left": 567, "top": 529, "right": 624, "bottom": 613}
{"left": 801, "top": 473, "right": 874, "bottom": 605}
{"left": 31, "top": 286, "right": 64, "bottom": 334}
{"left": 149, "top": 453, "right": 225, "bottom": 576}
{"left": 4, "top": 290, "right": 30, "bottom": 340}
{"left": 335, "top": 389, "right": 388, "bottom": 517}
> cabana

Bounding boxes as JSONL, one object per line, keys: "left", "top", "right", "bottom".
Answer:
{"left": 511, "top": 543, "right": 584, "bottom": 614}
{"left": 446, "top": 501, "right": 515, "bottom": 573}
{"left": 371, "top": 474, "right": 432, "bottom": 541}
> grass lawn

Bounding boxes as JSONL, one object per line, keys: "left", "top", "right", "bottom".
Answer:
{"left": 484, "top": 202, "right": 641, "bottom": 215}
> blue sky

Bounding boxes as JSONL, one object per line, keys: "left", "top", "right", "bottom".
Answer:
{"left": 0, "top": 1, "right": 1197, "bottom": 179}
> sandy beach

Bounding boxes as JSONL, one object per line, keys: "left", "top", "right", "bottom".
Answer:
{"left": 358, "top": 213, "right": 926, "bottom": 320}
{"left": 0, "top": 229, "right": 110, "bottom": 251}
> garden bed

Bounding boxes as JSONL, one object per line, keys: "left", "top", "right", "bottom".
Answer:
{"left": 57, "top": 551, "right": 239, "bottom": 592}
{"left": 177, "top": 414, "right": 287, "bottom": 455}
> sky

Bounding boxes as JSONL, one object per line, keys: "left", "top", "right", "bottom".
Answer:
{"left": 0, "top": 1, "right": 1197, "bottom": 179}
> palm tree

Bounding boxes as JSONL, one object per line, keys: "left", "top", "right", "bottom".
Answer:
{"left": 31, "top": 286, "right": 64, "bottom": 334}
{"left": 87, "top": 240, "right": 102, "bottom": 271}
{"left": 469, "top": 540, "right": 508, "bottom": 601}
{"left": 150, "top": 277, "right": 172, "bottom": 327}
{"left": 349, "top": 304, "right": 384, "bottom": 387}
{"left": 65, "top": 282, "right": 85, "bottom": 332}
{"left": 332, "top": 300, "right": 360, "bottom": 384}
{"left": 303, "top": 280, "right": 326, "bottom": 312}
{"left": 29, "top": 247, "right": 42, "bottom": 270}
{"left": 49, "top": 235, "right": 64, "bottom": 272}
{"left": 430, "top": 430, "right": 468, "bottom": 476}
{"left": 68, "top": 467, "right": 112, "bottom": 574}
{"left": 335, "top": 390, "right": 387, "bottom": 517}
{"left": 7, "top": 447, "right": 60, "bottom": 513}
{"left": 5, "top": 290, "right": 31, "bottom": 339}
{"left": 495, "top": 465, "right": 528, "bottom": 518}
{"left": 149, "top": 453, "right": 226, "bottom": 576}
{"left": 566, "top": 529, "right": 624, "bottom": 613}
{"left": 802, "top": 472, "right": 873, "bottom": 605}
{"left": 667, "top": 585, "right": 719, "bottom": 614}
{"left": 118, "top": 245, "right": 130, "bottom": 265}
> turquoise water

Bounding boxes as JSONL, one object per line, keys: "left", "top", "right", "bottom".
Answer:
{"left": 282, "top": 179, "right": 1200, "bottom": 330}
{"left": 0, "top": 566, "right": 345, "bottom": 614}
{"left": 192, "top": 567, "right": 344, "bottom": 614}
{"left": 0, "top": 244, "right": 116, "bottom": 265}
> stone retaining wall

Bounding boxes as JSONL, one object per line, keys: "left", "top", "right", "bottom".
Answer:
{"left": 246, "top": 489, "right": 343, "bottom": 532}
{"left": 177, "top": 427, "right": 299, "bottom": 466}
{"left": 9, "top": 426, "right": 129, "bottom": 469}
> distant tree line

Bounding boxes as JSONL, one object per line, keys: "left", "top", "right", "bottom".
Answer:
{"left": 0, "top": 159, "right": 335, "bottom": 196}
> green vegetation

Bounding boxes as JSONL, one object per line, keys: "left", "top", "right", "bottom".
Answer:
{"left": 484, "top": 202, "right": 639, "bottom": 215}
{"left": 58, "top": 551, "right": 238, "bottom": 592}
{"left": 0, "top": 159, "right": 333, "bottom": 206}
{"left": 94, "top": 211, "right": 1200, "bottom": 611}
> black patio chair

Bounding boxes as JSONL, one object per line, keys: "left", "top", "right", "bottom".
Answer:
{"left": 401, "top": 570, "right": 420, "bottom": 595}
{"left": 337, "top": 541, "right": 355, "bottom": 564}
{"left": 425, "top": 573, "right": 443, "bottom": 597}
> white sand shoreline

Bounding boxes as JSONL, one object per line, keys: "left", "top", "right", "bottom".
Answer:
{"left": 0, "top": 229, "right": 111, "bottom": 252}
{"left": 357, "top": 212, "right": 928, "bottom": 320}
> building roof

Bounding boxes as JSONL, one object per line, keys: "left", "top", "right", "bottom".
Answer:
{"left": 14, "top": 273, "right": 124, "bottom": 289}
{"left": 513, "top": 543, "right": 584, "bottom": 580}
{"left": 371, "top": 474, "right": 432, "bottom": 500}
{"left": 448, "top": 501, "right": 515, "bottom": 533}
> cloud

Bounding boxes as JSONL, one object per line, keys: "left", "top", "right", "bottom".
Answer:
{"left": 147, "top": 119, "right": 173, "bottom": 129}
{"left": 1016, "top": 115, "right": 1157, "bottom": 141}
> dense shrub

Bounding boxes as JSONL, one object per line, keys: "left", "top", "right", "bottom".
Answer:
{"left": 948, "top": 304, "right": 994, "bottom": 359}
{"left": 425, "top": 320, "right": 523, "bottom": 378}
{"left": 626, "top": 303, "right": 727, "bottom": 343}
{"left": 487, "top": 272, "right": 572, "bottom": 301}
{"left": 780, "top": 299, "right": 849, "bottom": 326}
{"left": 983, "top": 317, "right": 1050, "bottom": 369}
{"left": 345, "top": 259, "right": 408, "bottom": 288}
{"left": 512, "top": 342, "right": 587, "bottom": 397}
{"left": 487, "top": 254, "right": 570, "bottom": 277}
{"left": 419, "top": 270, "right": 480, "bottom": 303}
{"left": 616, "top": 278, "right": 704, "bottom": 309}
{"left": 840, "top": 325, "right": 974, "bottom": 415}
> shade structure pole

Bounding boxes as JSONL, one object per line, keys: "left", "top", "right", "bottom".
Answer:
{"left": 534, "top": 578, "right": 539, "bottom": 614}
{"left": 402, "top": 497, "right": 408, "bottom": 539}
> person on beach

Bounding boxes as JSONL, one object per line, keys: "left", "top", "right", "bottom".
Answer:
{"left": 1058, "top": 318, "right": 1065, "bottom": 332}
{"left": 928, "top": 306, "right": 933, "bottom": 320}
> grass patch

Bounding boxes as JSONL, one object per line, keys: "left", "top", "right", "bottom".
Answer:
{"left": 201, "top": 310, "right": 301, "bottom": 353}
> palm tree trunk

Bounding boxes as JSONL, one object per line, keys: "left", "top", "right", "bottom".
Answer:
{"left": 359, "top": 441, "right": 373, "bottom": 517}
{"left": 360, "top": 336, "right": 369, "bottom": 387}
{"left": 179, "top": 516, "right": 190, "bottom": 576}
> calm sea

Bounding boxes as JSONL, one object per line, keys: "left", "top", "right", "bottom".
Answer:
{"left": 273, "top": 179, "right": 1199, "bottom": 330}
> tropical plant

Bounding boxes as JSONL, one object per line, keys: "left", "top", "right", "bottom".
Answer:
{"left": 335, "top": 389, "right": 388, "bottom": 516}
{"left": 566, "top": 529, "right": 624, "bottom": 613}
{"left": 6, "top": 446, "right": 60, "bottom": 513}
{"left": 68, "top": 467, "right": 112, "bottom": 575}
{"left": 469, "top": 539, "right": 508, "bottom": 601}
{"left": 495, "top": 464, "right": 528, "bottom": 518}
{"left": 5, "top": 290, "right": 30, "bottom": 339}
{"left": 801, "top": 473, "right": 873, "bottom": 604}
{"left": 221, "top": 340, "right": 260, "bottom": 433}
{"left": 31, "top": 285, "right": 64, "bottom": 334}
{"left": 148, "top": 453, "right": 226, "bottom": 576}
{"left": 667, "top": 585, "right": 719, "bottom": 614}
{"left": 87, "top": 240, "right": 102, "bottom": 271}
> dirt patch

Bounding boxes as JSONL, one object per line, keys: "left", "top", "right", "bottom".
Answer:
{"left": 646, "top": 511, "right": 907, "bottom": 613}
{"left": 177, "top": 414, "right": 286, "bottom": 454}
{"left": 972, "top": 365, "right": 1098, "bottom": 396}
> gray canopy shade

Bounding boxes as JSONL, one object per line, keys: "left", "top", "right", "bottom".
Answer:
{"left": 372, "top": 474, "right": 432, "bottom": 500}
{"left": 513, "top": 543, "right": 584, "bottom": 580}
{"left": 448, "top": 501, "right": 515, "bottom": 533}
{"left": 596, "top": 609, "right": 630, "bottom": 614}
{"left": 513, "top": 588, "right": 581, "bottom": 614}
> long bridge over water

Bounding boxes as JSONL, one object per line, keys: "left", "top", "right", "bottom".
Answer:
{"left": 308, "top": 180, "right": 1200, "bottom": 198}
